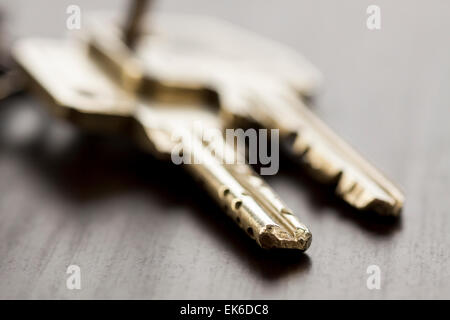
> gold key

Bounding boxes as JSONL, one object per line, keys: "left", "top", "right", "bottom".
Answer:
{"left": 85, "top": 9, "right": 404, "bottom": 216}
{"left": 12, "top": 38, "right": 312, "bottom": 251}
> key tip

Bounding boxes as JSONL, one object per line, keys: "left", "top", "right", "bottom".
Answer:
{"left": 258, "top": 225, "right": 312, "bottom": 251}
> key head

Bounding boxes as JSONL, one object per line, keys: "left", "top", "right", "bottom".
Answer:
{"left": 86, "top": 13, "right": 321, "bottom": 97}
{"left": 143, "top": 13, "right": 322, "bottom": 95}
{"left": 85, "top": 13, "right": 322, "bottom": 133}
{"left": 12, "top": 38, "right": 220, "bottom": 158}
{"left": 13, "top": 38, "right": 136, "bottom": 133}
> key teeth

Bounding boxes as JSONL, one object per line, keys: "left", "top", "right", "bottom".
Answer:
{"left": 291, "top": 132, "right": 404, "bottom": 216}
{"left": 337, "top": 176, "right": 403, "bottom": 216}
{"left": 258, "top": 225, "right": 312, "bottom": 251}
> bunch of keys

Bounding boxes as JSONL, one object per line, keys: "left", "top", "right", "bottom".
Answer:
{"left": 11, "top": 0, "right": 404, "bottom": 251}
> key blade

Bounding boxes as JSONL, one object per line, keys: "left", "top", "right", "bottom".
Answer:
{"left": 135, "top": 104, "right": 312, "bottom": 250}
{"left": 244, "top": 84, "right": 404, "bottom": 216}
{"left": 180, "top": 131, "right": 312, "bottom": 250}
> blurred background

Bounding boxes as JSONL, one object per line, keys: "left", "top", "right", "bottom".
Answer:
{"left": 0, "top": 0, "right": 449, "bottom": 299}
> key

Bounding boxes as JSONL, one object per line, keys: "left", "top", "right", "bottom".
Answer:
{"left": 84, "top": 12, "right": 404, "bottom": 216}
{"left": 12, "top": 38, "right": 312, "bottom": 251}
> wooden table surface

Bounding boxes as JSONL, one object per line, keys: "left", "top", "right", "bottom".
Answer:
{"left": 1, "top": 0, "right": 449, "bottom": 299}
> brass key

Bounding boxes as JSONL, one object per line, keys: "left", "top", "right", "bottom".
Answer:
{"left": 85, "top": 12, "right": 404, "bottom": 215}
{"left": 12, "top": 38, "right": 312, "bottom": 251}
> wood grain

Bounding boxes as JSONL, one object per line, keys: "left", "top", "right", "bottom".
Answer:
{"left": 0, "top": 0, "right": 449, "bottom": 299}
